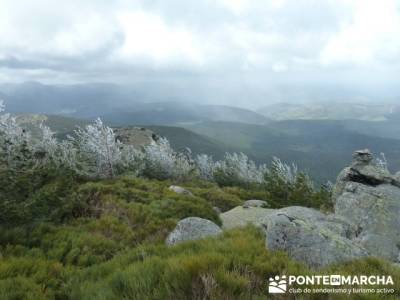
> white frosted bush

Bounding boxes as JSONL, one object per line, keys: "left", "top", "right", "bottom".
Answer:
{"left": 32, "top": 123, "right": 78, "bottom": 171}
{"left": 215, "top": 152, "right": 267, "bottom": 185}
{"left": 269, "top": 156, "right": 298, "bottom": 184}
{"left": 195, "top": 154, "right": 216, "bottom": 181}
{"left": 120, "top": 144, "right": 145, "bottom": 176}
{"left": 69, "top": 118, "right": 122, "bottom": 178}
{"left": 34, "top": 124, "right": 59, "bottom": 163}
{"left": 174, "top": 151, "right": 195, "bottom": 180}
{"left": 0, "top": 101, "right": 32, "bottom": 166}
{"left": 375, "top": 152, "right": 388, "bottom": 171}
{"left": 144, "top": 138, "right": 194, "bottom": 180}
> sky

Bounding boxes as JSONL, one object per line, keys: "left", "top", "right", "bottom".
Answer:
{"left": 0, "top": 0, "right": 399, "bottom": 107}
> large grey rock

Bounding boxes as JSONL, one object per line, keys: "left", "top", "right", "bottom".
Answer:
{"left": 262, "top": 207, "right": 368, "bottom": 268}
{"left": 114, "top": 127, "right": 157, "bottom": 148}
{"left": 395, "top": 171, "right": 400, "bottom": 183}
{"left": 220, "top": 206, "right": 275, "bottom": 229}
{"left": 332, "top": 149, "right": 400, "bottom": 262}
{"left": 166, "top": 217, "right": 222, "bottom": 245}
{"left": 243, "top": 199, "right": 269, "bottom": 208}
{"left": 168, "top": 185, "right": 193, "bottom": 196}
{"left": 332, "top": 149, "right": 396, "bottom": 202}
{"left": 260, "top": 150, "right": 400, "bottom": 268}
{"left": 332, "top": 167, "right": 352, "bottom": 202}
{"left": 353, "top": 149, "right": 374, "bottom": 164}
{"left": 335, "top": 182, "right": 400, "bottom": 261}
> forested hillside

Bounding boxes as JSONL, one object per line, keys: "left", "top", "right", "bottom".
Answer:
{"left": 186, "top": 120, "right": 400, "bottom": 181}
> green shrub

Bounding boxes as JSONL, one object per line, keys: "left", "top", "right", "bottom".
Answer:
{"left": 0, "top": 256, "right": 66, "bottom": 300}
{"left": 73, "top": 178, "right": 220, "bottom": 225}
{"left": 1, "top": 225, "right": 400, "bottom": 299}
{"left": 221, "top": 186, "right": 269, "bottom": 204}
{"left": 191, "top": 187, "right": 243, "bottom": 212}
{"left": 28, "top": 224, "right": 123, "bottom": 267}
{"left": 0, "top": 167, "right": 80, "bottom": 225}
{"left": 0, "top": 277, "right": 45, "bottom": 300}
{"left": 61, "top": 226, "right": 400, "bottom": 300}
{"left": 264, "top": 171, "right": 332, "bottom": 209}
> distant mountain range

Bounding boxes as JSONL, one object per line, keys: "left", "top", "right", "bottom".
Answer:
{"left": 0, "top": 81, "right": 138, "bottom": 118}
{"left": 102, "top": 102, "right": 269, "bottom": 126}
{"left": 0, "top": 82, "right": 268, "bottom": 125}
{"left": 2, "top": 82, "right": 398, "bottom": 123}
{"left": 259, "top": 102, "right": 399, "bottom": 121}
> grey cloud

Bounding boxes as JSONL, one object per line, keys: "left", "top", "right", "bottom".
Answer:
{"left": 0, "top": 0, "right": 399, "bottom": 106}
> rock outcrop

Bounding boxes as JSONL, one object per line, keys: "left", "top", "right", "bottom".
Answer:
{"left": 114, "top": 127, "right": 158, "bottom": 148}
{"left": 242, "top": 199, "right": 269, "bottom": 208}
{"left": 168, "top": 185, "right": 193, "bottom": 196}
{"left": 334, "top": 149, "right": 400, "bottom": 262}
{"left": 332, "top": 149, "right": 399, "bottom": 201}
{"left": 166, "top": 217, "right": 222, "bottom": 245}
{"left": 262, "top": 149, "right": 400, "bottom": 268}
{"left": 262, "top": 207, "right": 368, "bottom": 268}
{"left": 221, "top": 206, "right": 275, "bottom": 229}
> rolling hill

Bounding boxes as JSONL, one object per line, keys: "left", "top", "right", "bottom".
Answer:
{"left": 15, "top": 114, "right": 231, "bottom": 160}
{"left": 145, "top": 125, "right": 229, "bottom": 159}
{"left": 185, "top": 120, "right": 400, "bottom": 182}
{"left": 259, "top": 102, "right": 399, "bottom": 121}
{"left": 102, "top": 102, "right": 269, "bottom": 126}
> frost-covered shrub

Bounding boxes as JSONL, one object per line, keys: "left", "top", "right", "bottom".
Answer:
{"left": 143, "top": 138, "right": 176, "bottom": 180}
{"left": 268, "top": 157, "right": 298, "bottom": 185}
{"left": 69, "top": 118, "right": 123, "bottom": 178}
{"left": 265, "top": 157, "right": 312, "bottom": 193}
{"left": 119, "top": 144, "right": 145, "bottom": 176}
{"left": 143, "top": 138, "right": 195, "bottom": 181}
{"left": 262, "top": 157, "right": 327, "bottom": 208}
{"left": 33, "top": 124, "right": 71, "bottom": 168}
{"left": 375, "top": 152, "right": 389, "bottom": 171}
{"left": 0, "top": 100, "right": 27, "bottom": 147}
{"left": 35, "top": 124, "right": 58, "bottom": 160}
{"left": 0, "top": 103, "right": 150, "bottom": 179}
{"left": 195, "top": 154, "right": 216, "bottom": 181}
{"left": 0, "top": 100, "right": 32, "bottom": 169}
{"left": 174, "top": 148, "right": 195, "bottom": 181}
{"left": 214, "top": 152, "right": 267, "bottom": 187}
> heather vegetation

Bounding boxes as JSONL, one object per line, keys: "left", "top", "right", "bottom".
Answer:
{"left": 1, "top": 101, "right": 398, "bottom": 299}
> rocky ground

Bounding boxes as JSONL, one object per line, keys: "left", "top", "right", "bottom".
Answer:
{"left": 167, "top": 149, "right": 400, "bottom": 268}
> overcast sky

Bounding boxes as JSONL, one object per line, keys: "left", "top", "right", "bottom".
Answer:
{"left": 0, "top": 0, "right": 399, "bottom": 106}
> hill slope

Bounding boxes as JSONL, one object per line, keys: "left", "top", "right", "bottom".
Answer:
{"left": 259, "top": 102, "right": 398, "bottom": 121}
{"left": 102, "top": 102, "right": 269, "bottom": 126}
{"left": 186, "top": 120, "right": 400, "bottom": 181}
{"left": 146, "top": 125, "right": 229, "bottom": 159}
{"left": 15, "top": 114, "right": 231, "bottom": 160}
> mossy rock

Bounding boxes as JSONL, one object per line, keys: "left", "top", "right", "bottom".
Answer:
{"left": 220, "top": 206, "right": 275, "bottom": 229}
